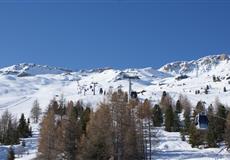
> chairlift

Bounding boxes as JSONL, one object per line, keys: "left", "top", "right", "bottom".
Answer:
{"left": 195, "top": 112, "right": 208, "bottom": 130}
{"left": 130, "top": 91, "right": 138, "bottom": 99}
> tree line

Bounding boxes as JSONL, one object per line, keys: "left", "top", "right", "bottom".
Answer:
{"left": 160, "top": 91, "right": 230, "bottom": 149}
{"left": 0, "top": 110, "right": 31, "bottom": 146}
{"left": 6, "top": 89, "right": 230, "bottom": 159}
{"left": 36, "top": 90, "right": 163, "bottom": 160}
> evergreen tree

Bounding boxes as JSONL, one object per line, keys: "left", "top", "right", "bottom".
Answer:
{"left": 51, "top": 99, "right": 59, "bottom": 114}
{"left": 189, "top": 123, "right": 201, "bottom": 148}
{"left": 74, "top": 101, "right": 84, "bottom": 118}
{"left": 165, "top": 105, "right": 174, "bottom": 132}
{"left": 80, "top": 106, "right": 91, "bottom": 134}
{"left": 224, "top": 112, "right": 230, "bottom": 149}
{"left": 152, "top": 104, "right": 163, "bottom": 127}
{"left": 183, "top": 105, "right": 191, "bottom": 133}
{"left": 193, "top": 101, "right": 205, "bottom": 117}
{"left": 18, "top": 113, "right": 30, "bottom": 138}
{"left": 6, "top": 119, "right": 19, "bottom": 145}
{"left": 7, "top": 146, "right": 15, "bottom": 160}
{"left": 160, "top": 91, "right": 172, "bottom": 113}
{"left": 206, "top": 105, "right": 217, "bottom": 147}
{"left": 173, "top": 111, "right": 181, "bottom": 132}
{"left": 215, "top": 100, "right": 227, "bottom": 142}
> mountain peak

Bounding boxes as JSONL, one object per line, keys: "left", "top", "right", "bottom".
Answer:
{"left": 159, "top": 54, "right": 230, "bottom": 76}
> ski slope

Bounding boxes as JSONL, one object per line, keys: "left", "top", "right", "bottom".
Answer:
{"left": 152, "top": 128, "right": 230, "bottom": 160}
{"left": 0, "top": 54, "right": 230, "bottom": 159}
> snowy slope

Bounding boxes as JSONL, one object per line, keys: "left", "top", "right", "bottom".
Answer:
{"left": 152, "top": 127, "right": 230, "bottom": 160}
{"left": 0, "top": 55, "right": 230, "bottom": 118}
{"left": 0, "top": 54, "right": 230, "bottom": 159}
{"left": 0, "top": 66, "right": 172, "bottom": 117}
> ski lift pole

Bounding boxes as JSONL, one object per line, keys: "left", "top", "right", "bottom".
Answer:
{"left": 128, "top": 78, "right": 132, "bottom": 102}
{"left": 92, "top": 82, "right": 98, "bottom": 95}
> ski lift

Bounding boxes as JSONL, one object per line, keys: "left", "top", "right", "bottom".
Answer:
{"left": 130, "top": 91, "right": 138, "bottom": 99}
{"left": 195, "top": 112, "right": 208, "bottom": 130}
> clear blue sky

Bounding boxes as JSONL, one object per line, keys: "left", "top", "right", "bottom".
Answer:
{"left": 0, "top": 0, "right": 230, "bottom": 70}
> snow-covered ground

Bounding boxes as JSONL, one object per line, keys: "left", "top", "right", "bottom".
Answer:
{"left": 152, "top": 128, "right": 230, "bottom": 160}
{"left": 0, "top": 124, "right": 38, "bottom": 160}
{"left": 0, "top": 54, "right": 230, "bottom": 159}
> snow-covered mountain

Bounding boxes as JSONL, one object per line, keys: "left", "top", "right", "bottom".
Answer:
{"left": 0, "top": 54, "right": 230, "bottom": 119}
{"left": 0, "top": 63, "right": 73, "bottom": 77}
{"left": 159, "top": 54, "right": 230, "bottom": 76}
{"left": 1, "top": 54, "right": 230, "bottom": 160}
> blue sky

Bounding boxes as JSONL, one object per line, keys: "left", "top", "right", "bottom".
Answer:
{"left": 0, "top": 0, "right": 230, "bottom": 70}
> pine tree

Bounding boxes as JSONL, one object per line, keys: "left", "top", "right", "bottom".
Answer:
{"left": 18, "top": 113, "right": 30, "bottom": 138}
{"left": 183, "top": 105, "right": 191, "bottom": 134}
{"left": 80, "top": 106, "right": 91, "bottom": 135}
{"left": 152, "top": 104, "right": 163, "bottom": 127}
{"left": 206, "top": 105, "right": 217, "bottom": 147}
{"left": 160, "top": 91, "right": 172, "bottom": 113}
{"left": 224, "top": 112, "right": 230, "bottom": 149}
{"left": 215, "top": 100, "right": 226, "bottom": 142}
{"left": 189, "top": 123, "right": 199, "bottom": 147}
{"left": 173, "top": 111, "right": 181, "bottom": 132}
{"left": 6, "top": 119, "right": 19, "bottom": 145}
{"left": 7, "top": 146, "right": 15, "bottom": 160}
{"left": 194, "top": 101, "right": 205, "bottom": 117}
{"left": 165, "top": 105, "right": 174, "bottom": 132}
{"left": 30, "top": 100, "right": 42, "bottom": 123}
{"left": 51, "top": 99, "right": 59, "bottom": 114}
{"left": 74, "top": 101, "right": 84, "bottom": 118}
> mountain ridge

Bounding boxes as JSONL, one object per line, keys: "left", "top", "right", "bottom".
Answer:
{"left": 159, "top": 54, "right": 230, "bottom": 76}
{"left": 1, "top": 54, "right": 229, "bottom": 77}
